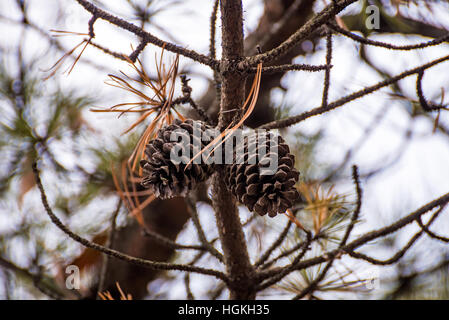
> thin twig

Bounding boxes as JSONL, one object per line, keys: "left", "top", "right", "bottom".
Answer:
{"left": 209, "top": 0, "right": 219, "bottom": 60}
{"left": 416, "top": 215, "right": 449, "bottom": 243}
{"left": 0, "top": 256, "right": 67, "bottom": 300}
{"left": 129, "top": 41, "right": 149, "bottom": 63}
{"left": 184, "top": 274, "right": 195, "bottom": 300}
{"left": 251, "top": 64, "right": 328, "bottom": 74}
{"left": 89, "top": 41, "right": 128, "bottom": 60}
{"left": 32, "top": 162, "right": 228, "bottom": 282}
{"left": 243, "top": 0, "right": 358, "bottom": 67}
{"left": 210, "top": 282, "right": 226, "bottom": 300}
{"left": 416, "top": 70, "right": 448, "bottom": 112}
{"left": 260, "top": 239, "right": 309, "bottom": 270}
{"left": 259, "top": 54, "right": 449, "bottom": 129}
{"left": 340, "top": 165, "right": 362, "bottom": 246}
{"left": 292, "top": 165, "right": 362, "bottom": 299}
{"left": 292, "top": 255, "right": 334, "bottom": 300}
{"left": 255, "top": 219, "right": 292, "bottom": 268}
{"left": 141, "top": 227, "right": 206, "bottom": 251}
{"left": 256, "top": 233, "right": 313, "bottom": 291}
{"left": 97, "top": 199, "right": 122, "bottom": 298}
{"left": 321, "top": 26, "right": 333, "bottom": 108}
{"left": 209, "top": 0, "right": 221, "bottom": 102}
{"left": 347, "top": 206, "right": 445, "bottom": 265}
{"left": 329, "top": 23, "right": 449, "bottom": 51}
{"left": 180, "top": 75, "right": 212, "bottom": 124}
{"left": 258, "top": 192, "right": 449, "bottom": 286}
{"left": 0, "top": 14, "right": 112, "bottom": 71}
{"left": 258, "top": 0, "right": 304, "bottom": 50}
{"left": 323, "top": 105, "right": 389, "bottom": 181}
{"left": 186, "top": 195, "right": 224, "bottom": 263}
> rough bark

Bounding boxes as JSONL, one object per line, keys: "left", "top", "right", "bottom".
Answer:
{"left": 200, "top": 0, "right": 317, "bottom": 128}
{"left": 211, "top": 0, "right": 256, "bottom": 300}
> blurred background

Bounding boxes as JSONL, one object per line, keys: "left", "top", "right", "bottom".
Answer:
{"left": 0, "top": 0, "right": 448, "bottom": 299}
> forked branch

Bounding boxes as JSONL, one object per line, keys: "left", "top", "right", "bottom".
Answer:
{"left": 32, "top": 162, "right": 228, "bottom": 283}
{"left": 260, "top": 54, "right": 449, "bottom": 129}
{"left": 74, "top": 0, "right": 219, "bottom": 69}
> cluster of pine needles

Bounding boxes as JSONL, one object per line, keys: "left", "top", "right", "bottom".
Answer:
{"left": 96, "top": 49, "right": 183, "bottom": 226}
{"left": 44, "top": 29, "right": 185, "bottom": 225}
{"left": 45, "top": 28, "right": 320, "bottom": 232}
{"left": 98, "top": 282, "right": 132, "bottom": 300}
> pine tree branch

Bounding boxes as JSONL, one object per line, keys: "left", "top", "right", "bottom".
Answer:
{"left": 416, "top": 70, "right": 448, "bottom": 112}
{"left": 321, "top": 26, "right": 333, "bottom": 108}
{"left": 209, "top": 0, "right": 219, "bottom": 60}
{"left": 292, "top": 165, "right": 362, "bottom": 299}
{"left": 73, "top": 0, "right": 219, "bottom": 69}
{"left": 259, "top": 54, "right": 449, "bottom": 129}
{"left": 259, "top": 238, "right": 310, "bottom": 270}
{"left": 186, "top": 195, "right": 224, "bottom": 263}
{"left": 211, "top": 0, "right": 256, "bottom": 300}
{"left": 329, "top": 22, "right": 449, "bottom": 50}
{"left": 242, "top": 0, "right": 358, "bottom": 67}
{"left": 97, "top": 199, "right": 122, "bottom": 298}
{"left": 255, "top": 219, "right": 292, "bottom": 268}
{"left": 257, "top": 192, "right": 449, "bottom": 288}
{"left": 347, "top": 205, "right": 445, "bottom": 265}
{"left": 256, "top": 233, "right": 313, "bottom": 291}
{"left": 32, "top": 162, "right": 229, "bottom": 283}
{"left": 141, "top": 227, "right": 206, "bottom": 251}
{"left": 0, "top": 256, "right": 68, "bottom": 300}
{"left": 252, "top": 64, "right": 328, "bottom": 74}
{"left": 180, "top": 75, "right": 213, "bottom": 124}
{"left": 209, "top": 0, "right": 222, "bottom": 104}
{"left": 416, "top": 215, "right": 449, "bottom": 243}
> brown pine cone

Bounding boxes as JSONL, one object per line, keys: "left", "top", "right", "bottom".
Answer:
{"left": 225, "top": 131, "right": 300, "bottom": 217}
{"left": 140, "top": 119, "right": 214, "bottom": 199}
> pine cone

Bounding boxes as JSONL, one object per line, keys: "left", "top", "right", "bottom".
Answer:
{"left": 225, "top": 131, "right": 300, "bottom": 217}
{"left": 140, "top": 119, "right": 214, "bottom": 199}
